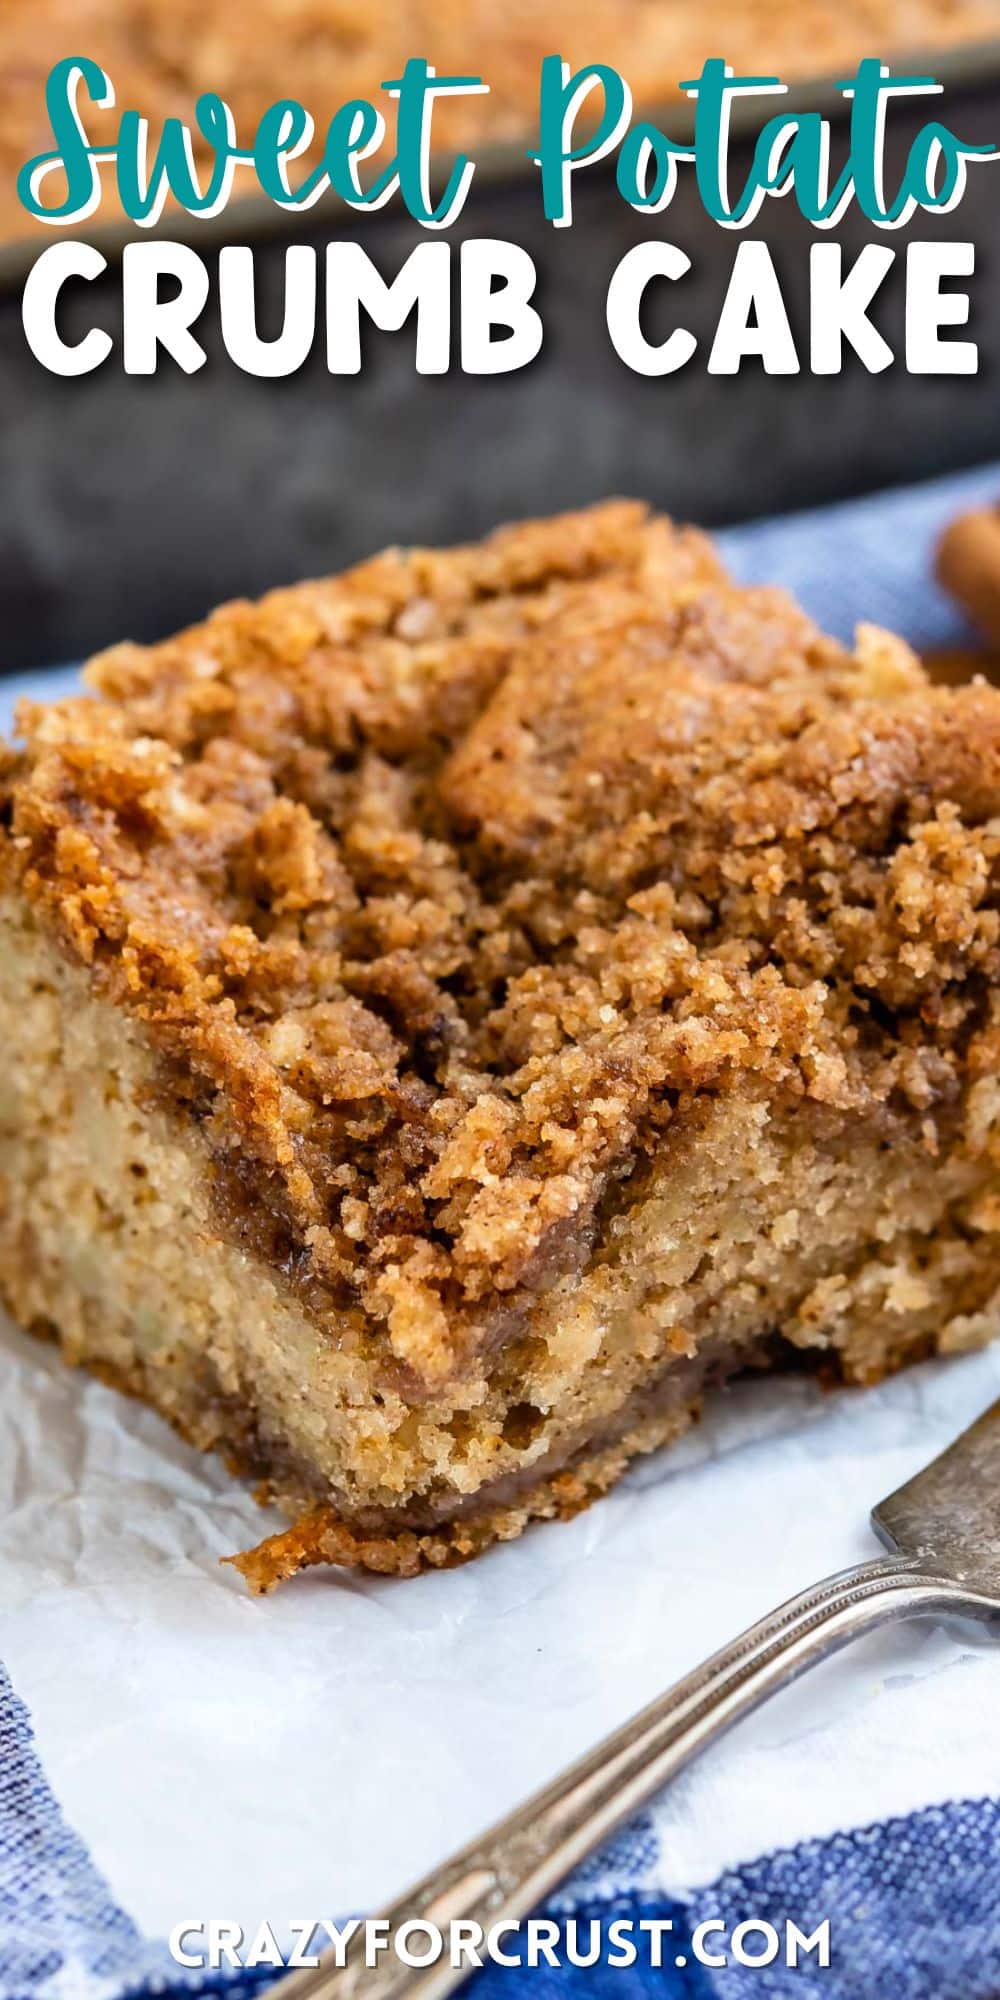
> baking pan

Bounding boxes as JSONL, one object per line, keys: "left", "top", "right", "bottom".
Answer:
{"left": 0, "top": 42, "right": 998, "bottom": 670}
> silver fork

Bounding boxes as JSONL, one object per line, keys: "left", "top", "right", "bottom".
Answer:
{"left": 273, "top": 1396, "right": 1000, "bottom": 2000}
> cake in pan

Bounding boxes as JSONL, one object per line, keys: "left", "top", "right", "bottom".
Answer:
{"left": 3, "top": 501, "right": 1000, "bottom": 1589}
{"left": 3, "top": 0, "right": 997, "bottom": 241}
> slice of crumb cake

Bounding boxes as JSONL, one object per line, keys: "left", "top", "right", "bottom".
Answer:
{"left": 2, "top": 502, "right": 1000, "bottom": 1589}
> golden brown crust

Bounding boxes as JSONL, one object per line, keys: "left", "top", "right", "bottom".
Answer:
{"left": 222, "top": 1302, "right": 935, "bottom": 1590}
{"left": 4, "top": 0, "right": 999, "bottom": 242}
{"left": 5, "top": 502, "right": 1000, "bottom": 1412}
{"left": 228, "top": 1477, "right": 593, "bottom": 1590}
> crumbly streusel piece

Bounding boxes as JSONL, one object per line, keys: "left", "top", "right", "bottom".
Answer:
{"left": 3, "top": 502, "right": 1000, "bottom": 1588}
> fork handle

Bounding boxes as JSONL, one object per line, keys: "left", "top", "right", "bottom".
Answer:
{"left": 274, "top": 1555, "right": 988, "bottom": 2000}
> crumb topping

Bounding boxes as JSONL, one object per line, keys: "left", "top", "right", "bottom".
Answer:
{"left": 5, "top": 501, "right": 1000, "bottom": 1389}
